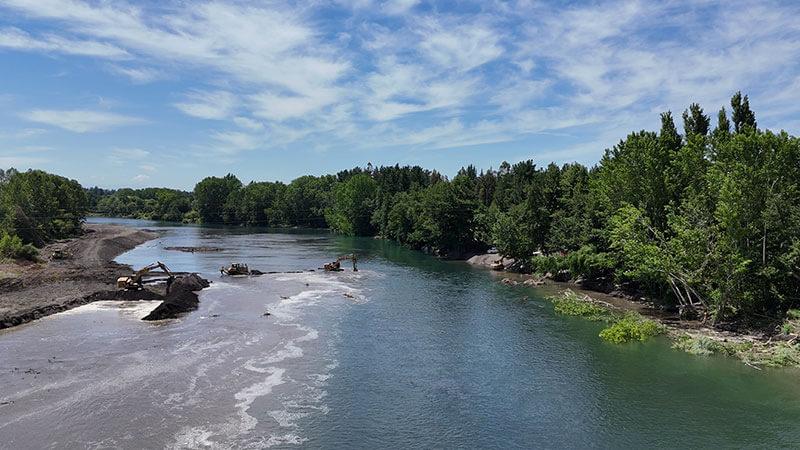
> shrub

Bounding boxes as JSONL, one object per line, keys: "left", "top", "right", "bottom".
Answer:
{"left": 17, "top": 243, "right": 39, "bottom": 260}
{"left": 0, "top": 232, "right": 40, "bottom": 261}
{"left": 531, "top": 254, "right": 568, "bottom": 275}
{"left": 0, "top": 232, "right": 23, "bottom": 258}
{"left": 600, "top": 311, "right": 666, "bottom": 343}
{"left": 553, "top": 299, "right": 616, "bottom": 322}
{"left": 566, "top": 246, "right": 615, "bottom": 279}
{"left": 672, "top": 335, "right": 717, "bottom": 356}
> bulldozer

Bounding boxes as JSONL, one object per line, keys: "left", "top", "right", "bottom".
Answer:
{"left": 51, "top": 249, "right": 72, "bottom": 260}
{"left": 220, "top": 263, "right": 250, "bottom": 276}
{"left": 118, "top": 261, "right": 174, "bottom": 290}
{"left": 324, "top": 254, "right": 357, "bottom": 272}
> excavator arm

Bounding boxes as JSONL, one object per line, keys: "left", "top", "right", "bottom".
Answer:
{"left": 324, "top": 254, "right": 357, "bottom": 272}
{"left": 118, "top": 261, "right": 173, "bottom": 289}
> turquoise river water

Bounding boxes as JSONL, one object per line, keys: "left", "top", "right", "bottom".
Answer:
{"left": 1, "top": 218, "right": 800, "bottom": 448}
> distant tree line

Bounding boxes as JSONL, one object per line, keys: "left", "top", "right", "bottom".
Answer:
{"left": 3, "top": 92, "right": 799, "bottom": 325}
{"left": 0, "top": 168, "right": 87, "bottom": 259}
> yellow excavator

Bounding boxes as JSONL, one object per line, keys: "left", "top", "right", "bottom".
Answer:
{"left": 118, "top": 261, "right": 174, "bottom": 290}
{"left": 324, "top": 254, "right": 358, "bottom": 272}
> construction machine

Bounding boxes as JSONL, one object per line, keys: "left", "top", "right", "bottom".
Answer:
{"left": 51, "top": 249, "right": 72, "bottom": 260}
{"left": 118, "top": 261, "right": 173, "bottom": 290}
{"left": 324, "top": 254, "right": 358, "bottom": 272}
{"left": 221, "top": 263, "right": 250, "bottom": 276}
{"left": 490, "top": 259, "right": 504, "bottom": 271}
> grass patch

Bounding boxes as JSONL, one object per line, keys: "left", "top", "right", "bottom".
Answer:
{"left": 548, "top": 290, "right": 665, "bottom": 343}
{"left": 672, "top": 334, "right": 800, "bottom": 368}
{"left": 553, "top": 299, "right": 616, "bottom": 322}
{"left": 599, "top": 311, "right": 666, "bottom": 343}
{"left": 672, "top": 335, "right": 753, "bottom": 357}
{"left": 744, "top": 343, "right": 800, "bottom": 368}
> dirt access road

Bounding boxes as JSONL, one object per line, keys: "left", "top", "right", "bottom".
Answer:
{"left": 0, "top": 224, "right": 157, "bottom": 329}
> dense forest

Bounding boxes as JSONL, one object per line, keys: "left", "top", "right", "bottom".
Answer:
{"left": 0, "top": 168, "right": 86, "bottom": 259}
{"left": 3, "top": 92, "right": 799, "bottom": 326}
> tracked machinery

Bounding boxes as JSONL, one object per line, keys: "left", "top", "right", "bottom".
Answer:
{"left": 51, "top": 249, "right": 72, "bottom": 260}
{"left": 324, "top": 254, "right": 358, "bottom": 272}
{"left": 220, "top": 263, "right": 251, "bottom": 276}
{"left": 118, "top": 261, "right": 174, "bottom": 290}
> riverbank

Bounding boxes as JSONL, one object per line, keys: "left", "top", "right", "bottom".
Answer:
{"left": 0, "top": 224, "right": 157, "bottom": 329}
{"left": 466, "top": 253, "right": 798, "bottom": 369}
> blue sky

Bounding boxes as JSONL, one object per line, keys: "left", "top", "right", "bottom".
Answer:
{"left": 1, "top": 0, "right": 799, "bottom": 190}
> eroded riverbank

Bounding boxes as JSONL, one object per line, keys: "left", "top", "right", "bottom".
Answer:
{"left": 0, "top": 223, "right": 170, "bottom": 329}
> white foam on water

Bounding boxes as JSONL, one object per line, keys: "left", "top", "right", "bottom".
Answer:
{"left": 169, "top": 426, "right": 218, "bottom": 449}
{"left": 54, "top": 300, "right": 162, "bottom": 319}
{"left": 268, "top": 409, "right": 310, "bottom": 428}
{"left": 263, "top": 433, "right": 308, "bottom": 447}
{"left": 233, "top": 367, "right": 286, "bottom": 434}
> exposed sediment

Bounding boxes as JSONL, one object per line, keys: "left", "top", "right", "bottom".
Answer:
{"left": 0, "top": 224, "right": 158, "bottom": 329}
{"left": 142, "top": 274, "right": 211, "bottom": 321}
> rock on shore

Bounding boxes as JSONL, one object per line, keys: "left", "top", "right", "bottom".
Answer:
{"left": 466, "top": 253, "right": 514, "bottom": 268}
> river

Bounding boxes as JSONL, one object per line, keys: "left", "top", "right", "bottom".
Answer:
{"left": 1, "top": 218, "right": 800, "bottom": 448}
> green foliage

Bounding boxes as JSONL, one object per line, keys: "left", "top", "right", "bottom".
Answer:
{"left": 0, "top": 232, "right": 39, "bottom": 260}
{"left": 279, "top": 175, "right": 336, "bottom": 228}
{"left": 0, "top": 232, "right": 23, "bottom": 258}
{"left": 17, "top": 243, "right": 39, "bottom": 260}
{"left": 193, "top": 174, "right": 242, "bottom": 223}
{"left": 599, "top": 311, "right": 665, "bottom": 343}
{"left": 682, "top": 103, "right": 710, "bottom": 137}
{"left": 673, "top": 335, "right": 718, "bottom": 356}
{"left": 672, "top": 335, "right": 753, "bottom": 357}
{"left": 759, "top": 343, "right": 800, "bottom": 367}
{"left": 552, "top": 298, "right": 616, "bottom": 322}
{"left": 0, "top": 169, "right": 87, "bottom": 246}
{"left": 326, "top": 174, "right": 378, "bottom": 235}
{"left": 28, "top": 91, "right": 800, "bottom": 331}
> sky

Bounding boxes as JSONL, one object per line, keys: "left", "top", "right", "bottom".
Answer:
{"left": 1, "top": 0, "right": 799, "bottom": 190}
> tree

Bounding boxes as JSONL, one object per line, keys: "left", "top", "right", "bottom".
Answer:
{"left": 279, "top": 175, "right": 336, "bottom": 227}
{"left": 193, "top": 174, "right": 242, "bottom": 223}
{"left": 682, "top": 103, "right": 710, "bottom": 137}
{"left": 731, "top": 91, "right": 757, "bottom": 133}
{"left": 326, "top": 174, "right": 378, "bottom": 235}
{"left": 660, "top": 111, "right": 682, "bottom": 153}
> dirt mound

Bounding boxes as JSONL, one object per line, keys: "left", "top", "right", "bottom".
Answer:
{"left": 0, "top": 224, "right": 159, "bottom": 330}
{"left": 142, "top": 274, "right": 210, "bottom": 321}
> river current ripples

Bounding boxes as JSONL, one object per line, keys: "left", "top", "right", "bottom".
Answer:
{"left": 2, "top": 217, "right": 800, "bottom": 448}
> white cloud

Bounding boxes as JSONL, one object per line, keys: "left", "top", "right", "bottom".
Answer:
{"left": 233, "top": 116, "right": 264, "bottom": 131}
{"left": 250, "top": 89, "right": 340, "bottom": 122}
{"left": 0, "top": 26, "right": 129, "bottom": 58}
{"left": 174, "top": 90, "right": 238, "bottom": 120}
{"left": 418, "top": 21, "right": 503, "bottom": 72}
{"left": 108, "top": 65, "right": 163, "bottom": 83}
{"left": 107, "top": 147, "right": 150, "bottom": 166}
{"left": 210, "top": 131, "right": 261, "bottom": 153}
{"left": 0, "top": 156, "right": 48, "bottom": 167}
{"left": 383, "top": 0, "right": 420, "bottom": 15}
{"left": 20, "top": 109, "right": 145, "bottom": 132}
{"left": 132, "top": 174, "right": 150, "bottom": 181}
{"left": 2, "top": 0, "right": 800, "bottom": 169}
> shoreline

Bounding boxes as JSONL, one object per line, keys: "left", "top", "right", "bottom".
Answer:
{"left": 0, "top": 223, "right": 158, "bottom": 330}
{"left": 465, "top": 253, "right": 795, "bottom": 369}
